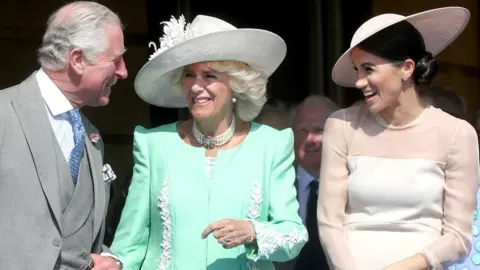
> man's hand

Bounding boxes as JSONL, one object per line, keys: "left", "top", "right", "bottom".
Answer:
{"left": 91, "top": 254, "right": 121, "bottom": 270}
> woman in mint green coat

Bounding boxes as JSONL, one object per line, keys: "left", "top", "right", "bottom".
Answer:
{"left": 110, "top": 14, "right": 308, "bottom": 270}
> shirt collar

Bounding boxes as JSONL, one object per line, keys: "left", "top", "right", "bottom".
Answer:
{"left": 36, "top": 68, "right": 73, "bottom": 116}
{"left": 297, "top": 165, "right": 317, "bottom": 191}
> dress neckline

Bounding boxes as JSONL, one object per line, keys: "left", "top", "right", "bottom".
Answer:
{"left": 173, "top": 121, "right": 257, "bottom": 156}
{"left": 373, "top": 106, "right": 431, "bottom": 130}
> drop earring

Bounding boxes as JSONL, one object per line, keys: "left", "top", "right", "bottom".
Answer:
{"left": 232, "top": 97, "right": 237, "bottom": 103}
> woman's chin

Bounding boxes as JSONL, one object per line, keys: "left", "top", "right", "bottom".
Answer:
{"left": 365, "top": 101, "right": 384, "bottom": 114}
{"left": 367, "top": 106, "right": 381, "bottom": 114}
{"left": 189, "top": 101, "right": 225, "bottom": 120}
{"left": 190, "top": 109, "right": 217, "bottom": 120}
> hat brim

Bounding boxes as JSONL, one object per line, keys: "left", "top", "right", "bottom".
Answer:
{"left": 332, "top": 7, "right": 470, "bottom": 88}
{"left": 134, "top": 29, "right": 287, "bottom": 107}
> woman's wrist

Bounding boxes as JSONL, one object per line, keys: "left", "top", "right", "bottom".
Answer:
{"left": 417, "top": 252, "right": 432, "bottom": 270}
{"left": 404, "top": 253, "right": 431, "bottom": 270}
{"left": 245, "top": 219, "right": 257, "bottom": 244}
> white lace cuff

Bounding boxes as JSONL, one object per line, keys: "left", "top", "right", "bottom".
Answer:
{"left": 247, "top": 219, "right": 308, "bottom": 262}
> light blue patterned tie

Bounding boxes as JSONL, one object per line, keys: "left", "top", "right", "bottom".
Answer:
{"left": 67, "top": 108, "right": 85, "bottom": 184}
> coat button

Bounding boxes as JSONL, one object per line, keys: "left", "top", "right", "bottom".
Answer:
{"left": 82, "top": 253, "right": 88, "bottom": 259}
{"left": 52, "top": 239, "right": 61, "bottom": 247}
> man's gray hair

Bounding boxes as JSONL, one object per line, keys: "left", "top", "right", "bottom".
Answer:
{"left": 297, "top": 95, "right": 339, "bottom": 112}
{"left": 290, "top": 95, "right": 339, "bottom": 124}
{"left": 37, "top": 1, "right": 122, "bottom": 71}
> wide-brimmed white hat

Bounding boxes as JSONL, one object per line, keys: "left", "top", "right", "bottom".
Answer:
{"left": 134, "top": 15, "right": 287, "bottom": 107}
{"left": 332, "top": 7, "right": 470, "bottom": 88}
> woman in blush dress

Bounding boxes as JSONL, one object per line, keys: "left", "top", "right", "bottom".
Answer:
{"left": 317, "top": 6, "right": 479, "bottom": 270}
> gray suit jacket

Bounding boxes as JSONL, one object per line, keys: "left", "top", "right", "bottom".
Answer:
{"left": 0, "top": 73, "right": 112, "bottom": 269}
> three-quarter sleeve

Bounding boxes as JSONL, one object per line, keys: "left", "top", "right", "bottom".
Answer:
{"left": 110, "top": 126, "right": 151, "bottom": 269}
{"left": 421, "top": 120, "right": 480, "bottom": 269}
{"left": 245, "top": 128, "right": 308, "bottom": 262}
{"left": 317, "top": 110, "right": 357, "bottom": 269}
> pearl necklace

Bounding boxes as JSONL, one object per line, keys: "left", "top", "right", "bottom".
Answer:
{"left": 192, "top": 117, "right": 236, "bottom": 149}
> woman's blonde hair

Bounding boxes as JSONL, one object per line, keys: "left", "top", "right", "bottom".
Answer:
{"left": 171, "top": 60, "right": 268, "bottom": 121}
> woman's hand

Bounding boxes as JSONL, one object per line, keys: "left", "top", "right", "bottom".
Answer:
{"left": 201, "top": 219, "right": 256, "bottom": 248}
{"left": 382, "top": 264, "right": 405, "bottom": 270}
{"left": 382, "top": 253, "right": 430, "bottom": 270}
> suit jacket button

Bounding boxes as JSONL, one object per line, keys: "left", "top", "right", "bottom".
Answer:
{"left": 52, "top": 239, "right": 61, "bottom": 247}
{"left": 82, "top": 253, "right": 88, "bottom": 259}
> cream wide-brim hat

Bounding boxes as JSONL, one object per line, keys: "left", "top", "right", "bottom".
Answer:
{"left": 332, "top": 6, "right": 470, "bottom": 88}
{"left": 134, "top": 15, "right": 287, "bottom": 107}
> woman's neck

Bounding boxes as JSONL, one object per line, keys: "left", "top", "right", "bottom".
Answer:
{"left": 194, "top": 113, "right": 234, "bottom": 137}
{"left": 379, "top": 87, "right": 425, "bottom": 127}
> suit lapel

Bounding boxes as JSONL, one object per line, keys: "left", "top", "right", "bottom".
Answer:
{"left": 83, "top": 120, "right": 105, "bottom": 237}
{"left": 11, "top": 73, "right": 62, "bottom": 229}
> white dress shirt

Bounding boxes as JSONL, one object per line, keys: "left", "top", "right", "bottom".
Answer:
{"left": 36, "top": 68, "right": 74, "bottom": 163}
{"left": 297, "top": 165, "right": 317, "bottom": 224}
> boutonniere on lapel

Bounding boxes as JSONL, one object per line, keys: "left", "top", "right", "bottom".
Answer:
{"left": 102, "top": 163, "right": 116, "bottom": 183}
{"left": 89, "top": 133, "right": 100, "bottom": 144}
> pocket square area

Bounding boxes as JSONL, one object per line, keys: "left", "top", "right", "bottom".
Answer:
{"left": 102, "top": 164, "right": 116, "bottom": 182}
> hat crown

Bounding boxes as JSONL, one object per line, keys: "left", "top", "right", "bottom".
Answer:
{"left": 190, "top": 15, "right": 237, "bottom": 36}
{"left": 351, "top": 14, "right": 405, "bottom": 47}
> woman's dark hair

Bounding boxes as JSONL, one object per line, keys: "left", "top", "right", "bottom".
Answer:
{"left": 357, "top": 20, "right": 439, "bottom": 86}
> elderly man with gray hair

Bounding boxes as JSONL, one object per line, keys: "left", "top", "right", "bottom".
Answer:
{"left": 0, "top": 1, "right": 127, "bottom": 269}
{"left": 281, "top": 94, "right": 339, "bottom": 270}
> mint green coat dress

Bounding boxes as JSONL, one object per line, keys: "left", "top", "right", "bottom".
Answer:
{"left": 111, "top": 122, "right": 307, "bottom": 270}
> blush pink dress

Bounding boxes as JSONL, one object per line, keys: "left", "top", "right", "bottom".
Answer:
{"left": 318, "top": 103, "right": 479, "bottom": 270}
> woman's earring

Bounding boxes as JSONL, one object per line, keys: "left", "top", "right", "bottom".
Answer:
{"left": 232, "top": 97, "right": 237, "bottom": 103}
{"left": 402, "top": 76, "right": 408, "bottom": 81}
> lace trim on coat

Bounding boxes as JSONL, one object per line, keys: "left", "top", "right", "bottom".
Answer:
{"left": 250, "top": 221, "right": 308, "bottom": 259}
{"left": 247, "top": 180, "right": 263, "bottom": 270}
{"left": 157, "top": 179, "right": 171, "bottom": 270}
{"left": 247, "top": 180, "right": 308, "bottom": 267}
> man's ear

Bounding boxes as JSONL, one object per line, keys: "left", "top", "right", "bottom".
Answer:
{"left": 69, "top": 48, "right": 85, "bottom": 75}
